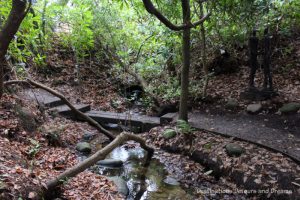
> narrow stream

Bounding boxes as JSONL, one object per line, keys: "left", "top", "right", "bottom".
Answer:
{"left": 94, "top": 145, "right": 191, "bottom": 200}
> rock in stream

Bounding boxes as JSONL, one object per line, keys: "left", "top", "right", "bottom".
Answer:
{"left": 97, "top": 159, "right": 124, "bottom": 168}
{"left": 76, "top": 142, "right": 92, "bottom": 153}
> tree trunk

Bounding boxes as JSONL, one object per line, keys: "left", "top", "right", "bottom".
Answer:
{"left": 179, "top": 0, "right": 191, "bottom": 121}
{"left": 41, "top": 0, "right": 48, "bottom": 36}
{"left": 0, "top": 0, "right": 30, "bottom": 98}
{"left": 200, "top": 3, "right": 208, "bottom": 97}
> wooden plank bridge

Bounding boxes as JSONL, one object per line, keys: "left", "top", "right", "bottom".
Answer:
{"left": 22, "top": 89, "right": 176, "bottom": 132}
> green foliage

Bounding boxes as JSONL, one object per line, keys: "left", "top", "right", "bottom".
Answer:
{"left": 176, "top": 120, "right": 195, "bottom": 135}
{"left": 0, "top": 1, "right": 46, "bottom": 67}
{"left": 1, "top": 0, "right": 299, "bottom": 100}
{"left": 204, "top": 0, "right": 300, "bottom": 47}
{"left": 27, "top": 139, "right": 41, "bottom": 158}
{"left": 154, "top": 77, "right": 181, "bottom": 100}
{"left": 190, "top": 73, "right": 214, "bottom": 98}
{"left": 57, "top": 0, "right": 94, "bottom": 60}
{"left": 92, "top": 0, "right": 181, "bottom": 83}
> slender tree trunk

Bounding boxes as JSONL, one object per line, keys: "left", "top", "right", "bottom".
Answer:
{"left": 41, "top": 0, "right": 48, "bottom": 36}
{"left": 0, "top": 0, "right": 30, "bottom": 98}
{"left": 200, "top": 3, "right": 208, "bottom": 97}
{"left": 179, "top": 0, "right": 191, "bottom": 121}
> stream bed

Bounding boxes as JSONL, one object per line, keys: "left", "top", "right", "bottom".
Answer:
{"left": 94, "top": 144, "right": 192, "bottom": 200}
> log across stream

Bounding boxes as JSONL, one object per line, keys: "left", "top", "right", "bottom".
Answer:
{"left": 79, "top": 141, "right": 191, "bottom": 200}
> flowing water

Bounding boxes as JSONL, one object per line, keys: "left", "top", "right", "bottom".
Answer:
{"left": 95, "top": 145, "right": 192, "bottom": 200}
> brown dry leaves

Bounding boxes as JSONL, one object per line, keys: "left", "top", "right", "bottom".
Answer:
{"left": 63, "top": 171, "right": 122, "bottom": 200}
{"left": 0, "top": 94, "right": 120, "bottom": 200}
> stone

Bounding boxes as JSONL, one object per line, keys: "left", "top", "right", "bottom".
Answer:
{"left": 163, "top": 177, "right": 180, "bottom": 186}
{"left": 225, "top": 98, "right": 239, "bottom": 109}
{"left": 279, "top": 103, "right": 300, "bottom": 114}
{"left": 108, "top": 176, "right": 128, "bottom": 196}
{"left": 225, "top": 143, "right": 244, "bottom": 157}
{"left": 15, "top": 105, "right": 37, "bottom": 132}
{"left": 97, "top": 159, "right": 123, "bottom": 168}
{"left": 76, "top": 142, "right": 91, "bottom": 153}
{"left": 82, "top": 131, "right": 94, "bottom": 141}
{"left": 104, "top": 123, "right": 119, "bottom": 129}
{"left": 162, "top": 129, "right": 177, "bottom": 139}
{"left": 246, "top": 103, "right": 262, "bottom": 114}
{"left": 0, "top": 181, "right": 8, "bottom": 192}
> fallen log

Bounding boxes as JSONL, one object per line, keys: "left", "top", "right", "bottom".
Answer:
{"left": 45, "top": 132, "right": 154, "bottom": 190}
{"left": 5, "top": 79, "right": 155, "bottom": 197}
{"left": 4, "top": 79, "right": 115, "bottom": 140}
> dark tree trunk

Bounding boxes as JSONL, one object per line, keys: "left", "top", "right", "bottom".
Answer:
{"left": 179, "top": 0, "right": 191, "bottom": 121}
{"left": 142, "top": 0, "right": 209, "bottom": 121}
{"left": 200, "top": 2, "right": 208, "bottom": 97}
{"left": 41, "top": 0, "right": 48, "bottom": 36}
{"left": 0, "top": 0, "right": 30, "bottom": 98}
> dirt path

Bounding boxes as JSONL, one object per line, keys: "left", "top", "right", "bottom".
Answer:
{"left": 189, "top": 111, "right": 300, "bottom": 163}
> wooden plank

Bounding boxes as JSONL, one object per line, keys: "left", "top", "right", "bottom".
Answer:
{"left": 160, "top": 112, "right": 178, "bottom": 124}
{"left": 22, "top": 89, "right": 64, "bottom": 107}
{"left": 50, "top": 104, "right": 91, "bottom": 117}
{"left": 41, "top": 97, "right": 64, "bottom": 107}
{"left": 85, "top": 111, "right": 160, "bottom": 132}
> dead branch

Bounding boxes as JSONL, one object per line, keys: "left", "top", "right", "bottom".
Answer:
{"left": 4, "top": 79, "right": 116, "bottom": 141}
{"left": 45, "top": 132, "right": 154, "bottom": 190}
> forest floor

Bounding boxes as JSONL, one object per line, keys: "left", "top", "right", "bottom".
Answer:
{"left": 0, "top": 33, "right": 300, "bottom": 199}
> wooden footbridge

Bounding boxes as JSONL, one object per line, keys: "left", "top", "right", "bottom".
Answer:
{"left": 23, "top": 89, "right": 177, "bottom": 132}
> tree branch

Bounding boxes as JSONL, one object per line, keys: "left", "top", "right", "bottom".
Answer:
{"left": 142, "top": 0, "right": 210, "bottom": 31}
{"left": 45, "top": 132, "right": 154, "bottom": 190}
{"left": 4, "top": 79, "right": 116, "bottom": 141}
{"left": 23, "top": 0, "right": 32, "bottom": 18}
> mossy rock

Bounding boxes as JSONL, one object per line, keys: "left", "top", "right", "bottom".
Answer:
{"left": 76, "top": 142, "right": 91, "bottom": 153}
{"left": 225, "top": 98, "right": 239, "bottom": 109}
{"left": 279, "top": 103, "right": 300, "bottom": 114}
{"left": 15, "top": 105, "right": 38, "bottom": 132}
{"left": 225, "top": 143, "right": 244, "bottom": 157}
{"left": 162, "top": 129, "right": 176, "bottom": 139}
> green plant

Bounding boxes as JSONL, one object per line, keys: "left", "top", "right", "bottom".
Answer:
{"left": 176, "top": 119, "right": 195, "bottom": 152}
{"left": 154, "top": 77, "right": 181, "bottom": 101}
{"left": 27, "top": 139, "right": 40, "bottom": 158}
{"left": 176, "top": 119, "right": 195, "bottom": 135}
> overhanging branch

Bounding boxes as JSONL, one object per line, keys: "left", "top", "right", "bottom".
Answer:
{"left": 142, "top": 0, "right": 210, "bottom": 31}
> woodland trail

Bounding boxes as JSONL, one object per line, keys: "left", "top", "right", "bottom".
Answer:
{"left": 20, "top": 88, "right": 300, "bottom": 163}
{"left": 20, "top": 88, "right": 172, "bottom": 131}
{"left": 189, "top": 110, "right": 300, "bottom": 163}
